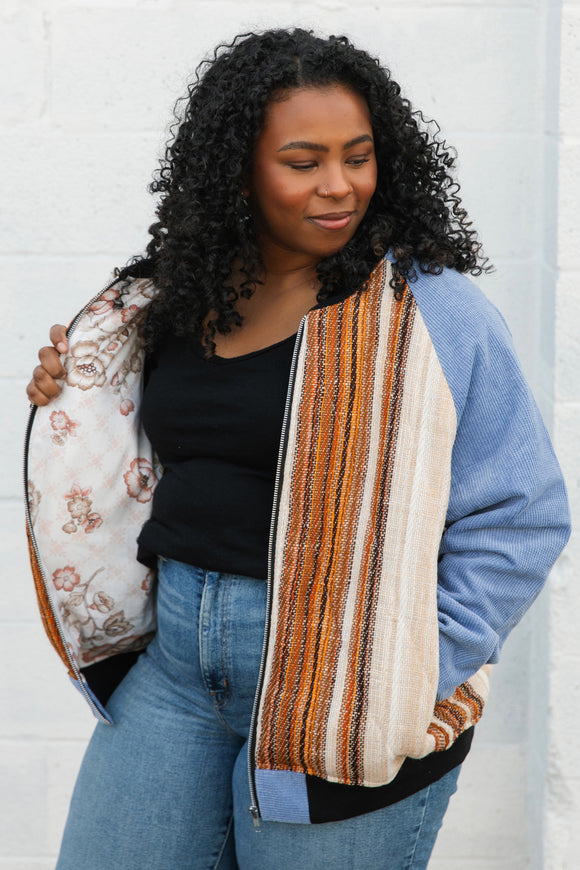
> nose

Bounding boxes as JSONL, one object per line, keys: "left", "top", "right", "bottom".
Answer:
{"left": 318, "top": 165, "right": 352, "bottom": 200}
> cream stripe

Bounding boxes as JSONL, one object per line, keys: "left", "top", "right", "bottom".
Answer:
{"left": 361, "top": 312, "right": 456, "bottom": 784}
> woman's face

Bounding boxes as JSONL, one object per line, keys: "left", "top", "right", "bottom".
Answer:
{"left": 247, "top": 84, "right": 377, "bottom": 271}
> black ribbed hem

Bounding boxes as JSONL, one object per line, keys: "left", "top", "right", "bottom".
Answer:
{"left": 306, "top": 727, "right": 474, "bottom": 823}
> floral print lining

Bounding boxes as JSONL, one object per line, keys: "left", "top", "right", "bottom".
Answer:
{"left": 61, "top": 484, "right": 103, "bottom": 535}
{"left": 51, "top": 563, "right": 139, "bottom": 664}
{"left": 27, "top": 277, "right": 159, "bottom": 668}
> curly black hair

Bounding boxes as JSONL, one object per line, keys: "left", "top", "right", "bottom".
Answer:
{"left": 120, "top": 28, "right": 490, "bottom": 354}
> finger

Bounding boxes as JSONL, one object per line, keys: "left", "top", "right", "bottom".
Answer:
{"left": 49, "top": 323, "right": 68, "bottom": 354}
{"left": 31, "top": 363, "right": 64, "bottom": 398}
{"left": 38, "top": 345, "right": 67, "bottom": 378}
{"left": 26, "top": 375, "right": 61, "bottom": 406}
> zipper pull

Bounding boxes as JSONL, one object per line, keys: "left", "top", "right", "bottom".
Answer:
{"left": 249, "top": 805, "right": 262, "bottom": 833}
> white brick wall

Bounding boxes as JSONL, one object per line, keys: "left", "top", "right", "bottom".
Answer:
{"left": 2, "top": 2, "right": 576, "bottom": 867}
{"left": 546, "top": 7, "right": 580, "bottom": 862}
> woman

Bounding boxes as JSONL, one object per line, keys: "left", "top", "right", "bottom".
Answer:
{"left": 25, "top": 28, "right": 570, "bottom": 870}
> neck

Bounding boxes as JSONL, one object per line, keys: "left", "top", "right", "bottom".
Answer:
{"left": 260, "top": 265, "right": 319, "bottom": 299}
{"left": 255, "top": 233, "right": 321, "bottom": 292}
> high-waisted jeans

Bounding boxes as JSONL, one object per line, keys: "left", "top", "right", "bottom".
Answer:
{"left": 56, "top": 559, "right": 461, "bottom": 870}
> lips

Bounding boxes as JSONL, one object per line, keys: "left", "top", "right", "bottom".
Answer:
{"left": 309, "top": 211, "right": 354, "bottom": 230}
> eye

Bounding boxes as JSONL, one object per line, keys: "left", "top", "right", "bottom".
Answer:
{"left": 347, "top": 156, "right": 371, "bottom": 167}
{"left": 288, "top": 162, "right": 317, "bottom": 171}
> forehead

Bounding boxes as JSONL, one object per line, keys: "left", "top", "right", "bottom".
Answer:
{"left": 259, "top": 85, "right": 373, "bottom": 145}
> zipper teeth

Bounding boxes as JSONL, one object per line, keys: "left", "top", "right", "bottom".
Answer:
{"left": 247, "top": 317, "right": 306, "bottom": 818}
{"left": 23, "top": 275, "right": 123, "bottom": 723}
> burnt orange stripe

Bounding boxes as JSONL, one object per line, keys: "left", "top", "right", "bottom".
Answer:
{"left": 303, "top": 278, "right": 385, "bottom": 777}
{"left": 260, "top": 283, "right": 369, "bottom": 775}
{"left": 259, "top": 314, "right": 330, "bottom": 769}
{"left": 427, "top": 721, "right": 451, "bottom": 751}
{"left": 288, "top": 308, "right": 348, "bottom": 767}
{"left": 26, "top": 522, "right": 75, "bottom": 677}
{"left": 433, "top": 700, "right": 467, "bottom": 739}
{"left": 297, "top": 283, "right": 381, "bottom": 776}
{"left": 292, "top": 311, "right": 343, "bottom": 770}
{"left": 297, "top": 296, "right": 363, "bottom": 772}
{"left": 456, "top": 682, "right": 484, "bottom": 723}
{"left": 282, "top": 313, "right": 333, "bottom": 767}
{"left": 337, "top": 286, "right": 403, "bottom": 781}
{"left": 287, "top": 302, "right": 358, "bottom": 772}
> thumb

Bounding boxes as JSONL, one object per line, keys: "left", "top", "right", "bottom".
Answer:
{"left": 49, "top": 323, "right": 68, "bottom": 354}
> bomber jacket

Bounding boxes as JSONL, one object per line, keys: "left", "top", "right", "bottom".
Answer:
{"left": 24, "top": 255, "right": 570, "bottom": 826}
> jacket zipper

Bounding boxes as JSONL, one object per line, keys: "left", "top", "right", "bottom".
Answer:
{"left": 247, "top": 316, "right": 306, "bottom": 831}
{"left": 23, "top": 275, "right": 123, "bottom": 724}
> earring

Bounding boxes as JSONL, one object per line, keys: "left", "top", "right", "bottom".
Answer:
{"left": 240, "top": 194, "right": 252, "bottom": 224}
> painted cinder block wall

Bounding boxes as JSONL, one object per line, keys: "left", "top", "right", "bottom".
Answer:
{"left": 1, "top": 1, "right": 576, "bottom": 867}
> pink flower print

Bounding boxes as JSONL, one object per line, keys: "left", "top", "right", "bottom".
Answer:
{"left": 83, "top": 512, "right": 103, "bottom": 534}
{"left": 138, "top": 279, "right": 156, "bottom": 299}
{"left": 81, "top": 633, "right": 152, "bottom": 664}
{"left": 53, "top": 566, "right": 81, "bottom": 592}
{"left": 50, "top": 410, "right": 79, "bottom": 446}
{"left": 50, "top": 410, "right": 78, "bottom": 436}
{"left": 62, "top": 521, "right": 77, "bottom": 534}
{"left": 27, "top": 480, "right": 41, "bottom": 523}
{"left": 65, "top": 484, "right": 92, "bottom": 521}
{"left": 103, "top": 611, "right": 134, "bottom": 637}
{"left": 64, "top": 484, "right": 91, "bottom": 500}
{"left": 119, "top": 399, "right": 135, "bottom": 416}
{"left": 129, "top": 351, "right": 142, "bottom": 374}
{"left": 121, "top": 304, "right": 140, "bottom": 324}
{"left": 124, "top": 458, "right": 155, "bottom": 503}
{"left": 66, "top": 341, "right": 107, "bottom": 391}
{"left": 90, "top": 591, "right": 115, "bottom": 613}
{"left": 141, "top": 570, "right": 154, "bottom": 596}
{"left": 89, "top": 287, "right": 119, "bottom": 316}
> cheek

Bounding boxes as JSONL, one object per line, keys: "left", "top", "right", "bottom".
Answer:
{"left": 361, "top": 168, "right": 378, "bottom": 204}
{"left": 262, "top": 175, "right": 311, "bottom": 220}
{"left": 266, "top": 182, "right": 310, "bottom": 221}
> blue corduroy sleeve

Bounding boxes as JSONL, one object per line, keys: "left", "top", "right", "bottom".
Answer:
{"left": 406, "top": 265, "right": 571, "bottom": 702}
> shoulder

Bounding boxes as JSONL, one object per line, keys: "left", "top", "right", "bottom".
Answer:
{"left": 385, "top": 258, "right": 510, "bottom": 348}
{"left": 383, "top": 257, "right": 518, "bottom": 420}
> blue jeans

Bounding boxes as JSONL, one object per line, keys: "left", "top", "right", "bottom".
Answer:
{"left": 56, "top": 559, "right": 461, "bottom": 870}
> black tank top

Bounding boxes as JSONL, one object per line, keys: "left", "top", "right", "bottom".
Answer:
{"left": 137, "top": 332, "right": 296, "bottom": 579}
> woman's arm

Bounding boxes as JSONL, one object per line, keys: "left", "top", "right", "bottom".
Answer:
{"left": 435, "top": 312, "right": 570, "bottom": 701}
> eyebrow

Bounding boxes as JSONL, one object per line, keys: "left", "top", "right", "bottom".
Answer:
{"left": 278, "top": 134, "right": 373, "bottom": 153}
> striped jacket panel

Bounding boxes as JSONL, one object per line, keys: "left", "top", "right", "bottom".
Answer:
{"left": 255, "top": 259, "right": 488, "bottom": 794}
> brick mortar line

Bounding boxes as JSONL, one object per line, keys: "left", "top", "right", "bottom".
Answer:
{"left": 0, "top": 254, "right": 552, "bottom": 264}
{"left": 0, "top": 253, "right": 130, "bottom": 260}
{"left": 42, "top": 2, "right": 542, "bottom": 8}
{"left": 0, "top": 129, "right": 543, "bottom": 138}
{"left": 0, "top": 250, "right": 151, "bottom": 257}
